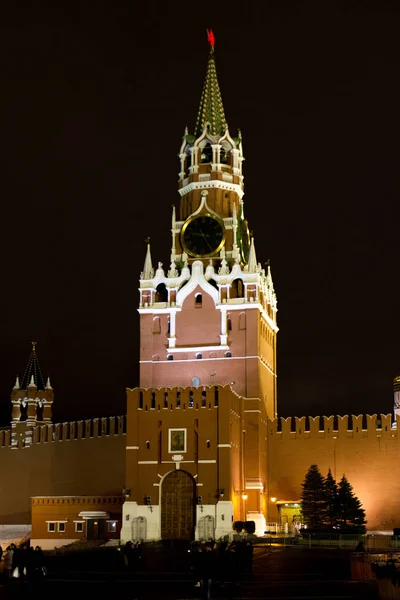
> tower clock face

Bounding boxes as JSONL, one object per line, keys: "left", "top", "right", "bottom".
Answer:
{"left": 181, "top": 214, "right": 225, "bottom": 258}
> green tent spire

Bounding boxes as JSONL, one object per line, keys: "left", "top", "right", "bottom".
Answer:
{"left": 20, "top": 342, "right": 46, "bottom": 390}
{"left": 194, "top": 31, "right": 228, "bottom": 138}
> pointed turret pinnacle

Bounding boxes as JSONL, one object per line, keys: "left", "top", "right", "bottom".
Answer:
{"left": 14, "top": 376, "right": 20, "bottom": 389}
{"left": 267, "top": 263, "right": 274, "bottom": 290}
{"left": 248, "top": 236, "right": 257, "bottom": 273}
{"left": 141, "top": 238, "right": 154, "bottom": 280}
{"left": 20, "top": 342, "right": 46, "bottom": 390}
{"left": 46, "top": 377, "right": 52, "bottom": 389}
{"left": 194, "top": 30, "right": 228, "bottom": 138}
{"left": 28, "top": 374, "right": 36, "bottom": 388}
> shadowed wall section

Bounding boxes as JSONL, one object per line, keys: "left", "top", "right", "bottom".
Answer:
{"left": 0, "top": 416, "right": 126, "bottom": 524}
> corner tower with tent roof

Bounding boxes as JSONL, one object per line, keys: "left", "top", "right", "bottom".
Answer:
{"left": 122, "top": 31, "right": 278, "bottom": 542}
{"left": 11, "top": 342, "right": 54, "bottom": 448}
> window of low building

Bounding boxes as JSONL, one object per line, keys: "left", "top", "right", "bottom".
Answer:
{"left": 74, "top": 521, "right": 84, "bottom": 533}
{"left": 47, "top": 522, "right": 55, "bottom": 533}
{"left": 58, "top": 522, "right": 66, "bottom": 533}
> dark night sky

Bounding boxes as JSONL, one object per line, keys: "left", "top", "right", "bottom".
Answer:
{"left": 0, "top": 2, "right": 399, "bottom": 425}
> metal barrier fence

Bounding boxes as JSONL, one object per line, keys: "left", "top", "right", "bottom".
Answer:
{"left": 298, "top": 534, "right": 361, "bottom": 548}
{"left": 261, "top": 532, "right": 399, "bottom": 550}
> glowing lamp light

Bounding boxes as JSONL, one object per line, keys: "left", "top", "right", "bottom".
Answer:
{"left": 270, "top": 496, "right": 277, "bottom": 503}
{"left": 242, "top": 493, "right": 248, "bottom": 500}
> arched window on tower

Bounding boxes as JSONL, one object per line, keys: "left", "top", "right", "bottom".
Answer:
{"left": 231, "top": 278, "right": 244, "bottom": 299}
{"left": 201, "top": 143, "right": 213, "bottom": 163}
{"left": 185, "top": 150, "right": 192, "bottom": 174}
{"left": 36, "top": 400, "right": 43, "bottom": 421}
{"left": 227, "top": 313, "right": 232, "bottom": 331}
{"left": 220, "top": 147, "right": 229, "bottom": 164}
{"left": 155, "top": 283, "right": 168, "bottom": 303}
{"left": 152, "top": 317, "right": 161, "bottom": 334}
{"left": 20, "top": 400, "right": 27, "bottom": 422}
{"left": 195, "top": 293, "right": 202, "bottom": 308}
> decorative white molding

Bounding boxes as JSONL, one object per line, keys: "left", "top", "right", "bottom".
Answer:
{"left": 126, "top": 446, "right": 139, "bottom": 450}
{"left": 165, "top": 345, "right": 229, "bottom": 354}
{"left": 138, "top": 307, "right": 182, "bottom": 314}
{"left": 139, "top": 355, "right": 274, "bottom": 374}
{"left": 178, "top": 180, "right": 244, "bottom": 199}
{"left": 176, "top": 261, "right": 219, "bottom": 307}
{"left": 172, "top": 454, "right": 184, "bottom": 461}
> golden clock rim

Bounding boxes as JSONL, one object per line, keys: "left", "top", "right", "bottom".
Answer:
{"left": 181, "top": 213, "right": 226, "bottom": 258}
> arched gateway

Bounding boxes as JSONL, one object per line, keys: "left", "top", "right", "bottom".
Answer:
{"left": 161, "top": 470, "right": 195, "bottom": 540}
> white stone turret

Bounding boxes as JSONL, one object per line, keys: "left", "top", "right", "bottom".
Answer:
{"left": 141, "top": 241, "right": 154, "bottom": 280}
{"left": 247, "top": 237, "right": 257, "bottom": 273}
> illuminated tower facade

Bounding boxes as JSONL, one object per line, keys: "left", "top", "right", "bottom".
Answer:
{"left": 11, "top": 343, "right": 54, "bottom": 448}
{"left": 122, "top": 33, "right": 278, "bottom": 542}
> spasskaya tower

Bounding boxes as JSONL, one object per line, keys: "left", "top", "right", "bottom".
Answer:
{"left": 122, "top": 31, "right": 278, "bottom": 543}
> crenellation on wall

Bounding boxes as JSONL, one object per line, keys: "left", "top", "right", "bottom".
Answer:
{"left": 280, "top": 416, "right": 291, "bottom": 437}
{"left": 295, "top": 416, "right": 305, "bottom": 435}
{"left": 336, "top": 415, "right": 347, "bottom": 434}
{"left": 352, "top": 415, "right": 364, "bottom": 435}
{"left": 380, "top": 414, "right": 393, "bottom": 436}
{"left": 2, "top": 415, "right": 128, "bottom": 449}
{"left": 267, "top": 414, "right": 395, "bottom": 440}
{"left": 128, "top": 385, "right": 231, "bottom": 414}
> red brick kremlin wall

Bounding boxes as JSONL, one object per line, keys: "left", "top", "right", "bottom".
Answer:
{"left": 0, "top": 416, "right": 126, "bottom": 524}
{"left": 267, "top": 413, "right": 398, "bottom": 531}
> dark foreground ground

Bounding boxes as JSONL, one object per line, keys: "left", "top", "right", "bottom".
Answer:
{"left": 0, "top": 541, "right": 379, "bottom": 599}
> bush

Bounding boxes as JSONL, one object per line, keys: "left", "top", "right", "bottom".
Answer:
{"left": 244, "top": 521, "right": 256, "bottom": 534}
{"left": 233, "top": 520, "right": 244, "bottom": 533}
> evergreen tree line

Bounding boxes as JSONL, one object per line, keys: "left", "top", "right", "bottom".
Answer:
{"left": 300, "top": 464, "right": 367, "bottom": 533}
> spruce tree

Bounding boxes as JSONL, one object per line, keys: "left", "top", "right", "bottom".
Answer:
{"left": 300, "top": 464, "right": 327, "bottom": 529}
{"left": 337, "top": 475, "right": 367, "bottom": 532}
{"left": 324, "top": 468, "right": 339, "bottom": 529}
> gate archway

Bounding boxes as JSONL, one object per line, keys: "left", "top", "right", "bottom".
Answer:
{"left": 161, "top": 470, "right": 195, "bottom": 540}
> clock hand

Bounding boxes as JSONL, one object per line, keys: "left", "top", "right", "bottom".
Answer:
{"left": 200, "top": 231, "right": 212, "bottom": 251}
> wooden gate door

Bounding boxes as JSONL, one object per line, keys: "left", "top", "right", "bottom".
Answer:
{"left": 161, "top": 470, "right": 195, "bottom": 540}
